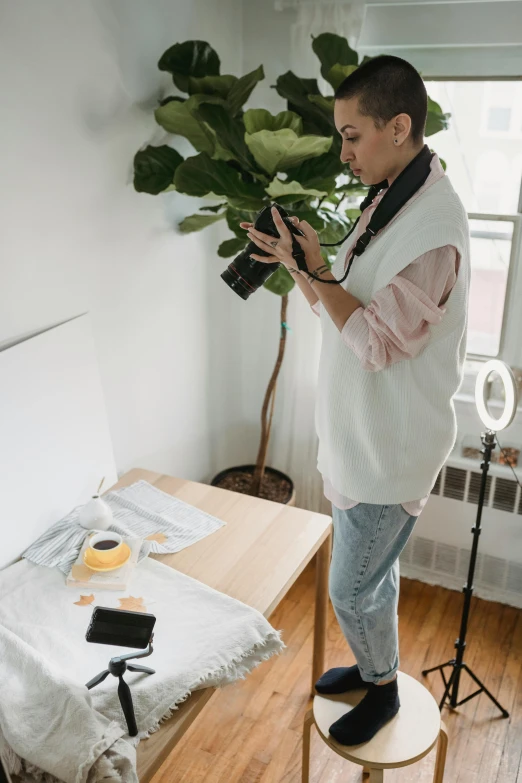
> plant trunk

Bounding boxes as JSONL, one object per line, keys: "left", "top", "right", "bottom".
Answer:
{"left": 249, "top": 294, "right": 289, "bottom": 497}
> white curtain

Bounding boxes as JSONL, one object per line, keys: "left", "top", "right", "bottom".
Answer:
{"left": 266, "top": 0, "right": 365, "bottom": 514}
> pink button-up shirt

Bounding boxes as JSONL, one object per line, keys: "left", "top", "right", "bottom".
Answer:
{"left": 311, "top": 154, "right": 460, "bottom": 516}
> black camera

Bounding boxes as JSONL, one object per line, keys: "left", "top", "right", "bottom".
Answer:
{"left": 221, "top": 202, "right": 307, "bottom": 300}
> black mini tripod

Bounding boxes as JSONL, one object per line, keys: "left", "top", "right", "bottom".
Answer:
{"left": 86, "top": 640, "right": 155, "bottom": 736}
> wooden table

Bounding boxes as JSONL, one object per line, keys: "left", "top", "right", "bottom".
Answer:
{"left": 109, "top": 468, "right": 332, "bottom": 782}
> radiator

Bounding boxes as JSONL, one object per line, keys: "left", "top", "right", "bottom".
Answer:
{"left": 399, "top": 462, "right": 522, "bottom": 608}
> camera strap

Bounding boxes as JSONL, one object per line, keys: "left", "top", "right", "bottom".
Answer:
{"left": 314, "top": 143, "right": 435, "bottom": 285}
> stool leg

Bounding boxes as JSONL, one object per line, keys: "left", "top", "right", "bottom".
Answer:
{"left": 302, "top": 708, "right": 314, "bottom": 783}
{"left": 363, "top": 767, "right": 370, "bottom": 777}
{"left": 368, "top": 769, "right": 383, "bottom": 782}
{"left": 433, "top": 719, "right": 448, "bottom": 783}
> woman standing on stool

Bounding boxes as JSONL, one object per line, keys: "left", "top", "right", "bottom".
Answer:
{"left": 240, "top": 55, "right": 470, "bottom": 745}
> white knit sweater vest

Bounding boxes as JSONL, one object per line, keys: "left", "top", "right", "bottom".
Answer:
{"left": 315, "top": 173, "right": 470, "bottom": 504}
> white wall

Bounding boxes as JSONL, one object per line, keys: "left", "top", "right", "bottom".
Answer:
{"left": 0, "top": 0, "right": 275, "bottom": 485}
{"left": 2, "top": 0, "right": 520, "bottom": 504}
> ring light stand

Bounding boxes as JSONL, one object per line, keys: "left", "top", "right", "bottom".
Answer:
{"left": 422, "top": 360, "right": 518, "bottom": 716}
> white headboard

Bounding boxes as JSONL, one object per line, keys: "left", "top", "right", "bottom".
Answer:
{"left": 0, "top": 314, "right": 117, "bottom": 569}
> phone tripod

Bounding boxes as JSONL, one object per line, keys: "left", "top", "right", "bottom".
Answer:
{"left": 86, "top": 641, "right": 155, "bottom": 736}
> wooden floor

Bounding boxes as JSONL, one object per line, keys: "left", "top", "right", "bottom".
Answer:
{"left": 150, "top": 559, "right": 522, "bottom": 783}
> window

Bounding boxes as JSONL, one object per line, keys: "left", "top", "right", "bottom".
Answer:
{"left": 466, "top": 217, "right": 514, "bottom": 356}
{"left": 481, "top": 82, "right": 522, "bottom": 139}
{"left": 425, "top": 80, "right": 522, "bottom": 361}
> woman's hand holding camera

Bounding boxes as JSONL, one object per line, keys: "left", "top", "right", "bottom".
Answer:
{"left": 239, "top": 206, "right": 325, "bottom": 277}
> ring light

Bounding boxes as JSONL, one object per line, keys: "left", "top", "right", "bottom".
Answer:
{"left": 474, "top": 359, "right": 518, "bottom": 431}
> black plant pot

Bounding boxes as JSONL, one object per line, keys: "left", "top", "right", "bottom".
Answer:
{"left": 210, "top": 464, "right": 295, "bottom": 505}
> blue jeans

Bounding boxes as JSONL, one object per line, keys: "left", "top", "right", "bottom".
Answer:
{"left": 328, "top": 502, "right": 418, "bottom": 684}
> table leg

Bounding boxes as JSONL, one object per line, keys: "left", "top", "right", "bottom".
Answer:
{"left": 311, "top": 531, "right": 332, "bottom": 696}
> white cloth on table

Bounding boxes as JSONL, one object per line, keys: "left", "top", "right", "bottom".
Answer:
{"left": 22, "top": 480, "right": 226, "bottom": 575}
{"left": 0, "top": 556, "right": 285, "bottom": 782}
{"left": 0, "top": 622, "right": 137, "bottom": 783}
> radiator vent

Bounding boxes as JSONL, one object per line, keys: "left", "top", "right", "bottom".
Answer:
{"left": 400, "top": 462, "right": 522, "bottom": 606}
{"left": 434, "top": 464, "right": 522, "bottom": 514}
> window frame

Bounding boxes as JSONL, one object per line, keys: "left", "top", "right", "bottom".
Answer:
{"left": 423, "top": 76, "right": 522, "bottom": 369}
{"left": 465, "top": 210, "right": 522, "bottom": 363}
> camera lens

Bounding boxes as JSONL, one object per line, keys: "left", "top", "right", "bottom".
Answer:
{"left": 221, "top": 204, "right": 288, "bottom": 300}
{"left": 221, "top": 251, "right": 280, "bottom": 300}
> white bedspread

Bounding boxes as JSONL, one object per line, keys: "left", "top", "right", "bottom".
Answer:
{"left": 0, "top": 557, "right": 285, "bottom": 782}
{"left": 0, "top": 622, "right": 137, "bottom": 783}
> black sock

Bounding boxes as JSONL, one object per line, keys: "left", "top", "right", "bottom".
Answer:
{"left": 315, "top": 665, "right": 366, "bottom": 694}
{"left": 328, "top": 677, "right": 400, "bottom": 745}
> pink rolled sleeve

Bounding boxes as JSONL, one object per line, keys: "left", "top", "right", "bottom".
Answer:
{"left": 311, "top": 244, "right": 460, "bottom": 372}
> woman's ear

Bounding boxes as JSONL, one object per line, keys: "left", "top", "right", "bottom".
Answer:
{"left": 393, "top": 113, "right": 412, "bottom": 144}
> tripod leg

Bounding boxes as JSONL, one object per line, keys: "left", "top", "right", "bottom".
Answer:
{"left": 439, "top": 665, "right": 458, "bottom": 711}
{"left": 118, "top": 676, "right": 138, "bottom": 736}
{"left": 85, "top": 670, "right": 110, "bottom": 689}
{"left": 127, "top": 664, "right": 155, "bottom": 675}
{"left": 461, "top": 664, "right": 509, "bottom": 717}
{"left": 422, "top": 659, "right": 455, "bottom": 676}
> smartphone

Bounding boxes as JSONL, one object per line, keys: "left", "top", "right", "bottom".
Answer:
{"left": 85, "top": 606, "right": 156, "bottom": 649}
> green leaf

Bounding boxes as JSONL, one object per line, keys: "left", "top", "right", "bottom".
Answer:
{"left": 199, "top": 202, "right": 227, "bottom": 212}
{"left": 201, "top": 127, "right": 238, "bottom": 161}
{"left": 178, "top": 212, "right": 226, "bottom": 233}
{"left": 192, "top": 102, "right": 257, "bottom": 172}
{"left": 224, "top": 205, "right": 259, "bottom": 239}
{"left": 308, "top": 94, "right": 335, "bottom": 114}
{"left": 226, "top": 65, "right": 265, "bottom": 117}
{"left": 262, "top": 264, "right": 296, "bottom": 296}
{"left": 316, "top": 210, "right": 354, "bottom": 244}
{"left": 274, "top": 71, "right": 334, "bottom": 137}
{"left": 326, "top": 64, "right": 358, "bottom": 92}
{"left": 187, "top": 74, "right": 237, "bottom": 98}
{"left": 155, "top": 96, "right": 218, "bottom": 155}
{"left": 265, "top": 178, "right": 330, "bottom": 200}
{"left": 311, "top": 32, "right": 358, "bottom": 86}
{"left": 243, "top": 108, "right": 303, "bottom": 136}
{"left": 158, "top": 40, "right": 220, "bottom": 93}
{"left": 284, "top": 151, "right": 344, "bottom": 189}
{"left": 159, "top": 96, "right": 186, "bottom": 107}
{"left": 174, "top": 152, "right": 266, "bottom": 209}
{"left": 290, "top": 210, "right": 327, "bottom": 232}
{"left": 133, "top": 145, "right": 184, "bottom": 194}
{"left": 217, "top": 236, "right": 248, "bottom": 257}
{"left": 425, "top": 95, "right": 451, "bottom": 137}
{"left": 245, "top": 128, "right": 332, "bottom": 176}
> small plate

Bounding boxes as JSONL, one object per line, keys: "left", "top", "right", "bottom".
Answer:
{"left": 83, "top": 542, "right": 131, "bottom": 572}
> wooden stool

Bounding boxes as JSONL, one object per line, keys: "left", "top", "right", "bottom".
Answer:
{"left": 302, "top": 671, "right": 448, "bottom": 782}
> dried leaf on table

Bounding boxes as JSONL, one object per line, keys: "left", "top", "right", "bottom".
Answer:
{"left": 146, "top": 532, "right": 168, "bottom": 544}
{"left": 118, "top": 596, "right": 146, "bottom": 612}
{"left": 74, "top": 594, "right": 95, "bottom": 606}
{"left": 70, "top": 564, "right": 94, "bottom": 581}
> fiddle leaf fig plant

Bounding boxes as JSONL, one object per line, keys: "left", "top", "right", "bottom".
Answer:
{"left": 133, "top": 34, "right": 450, "bottom": 499}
